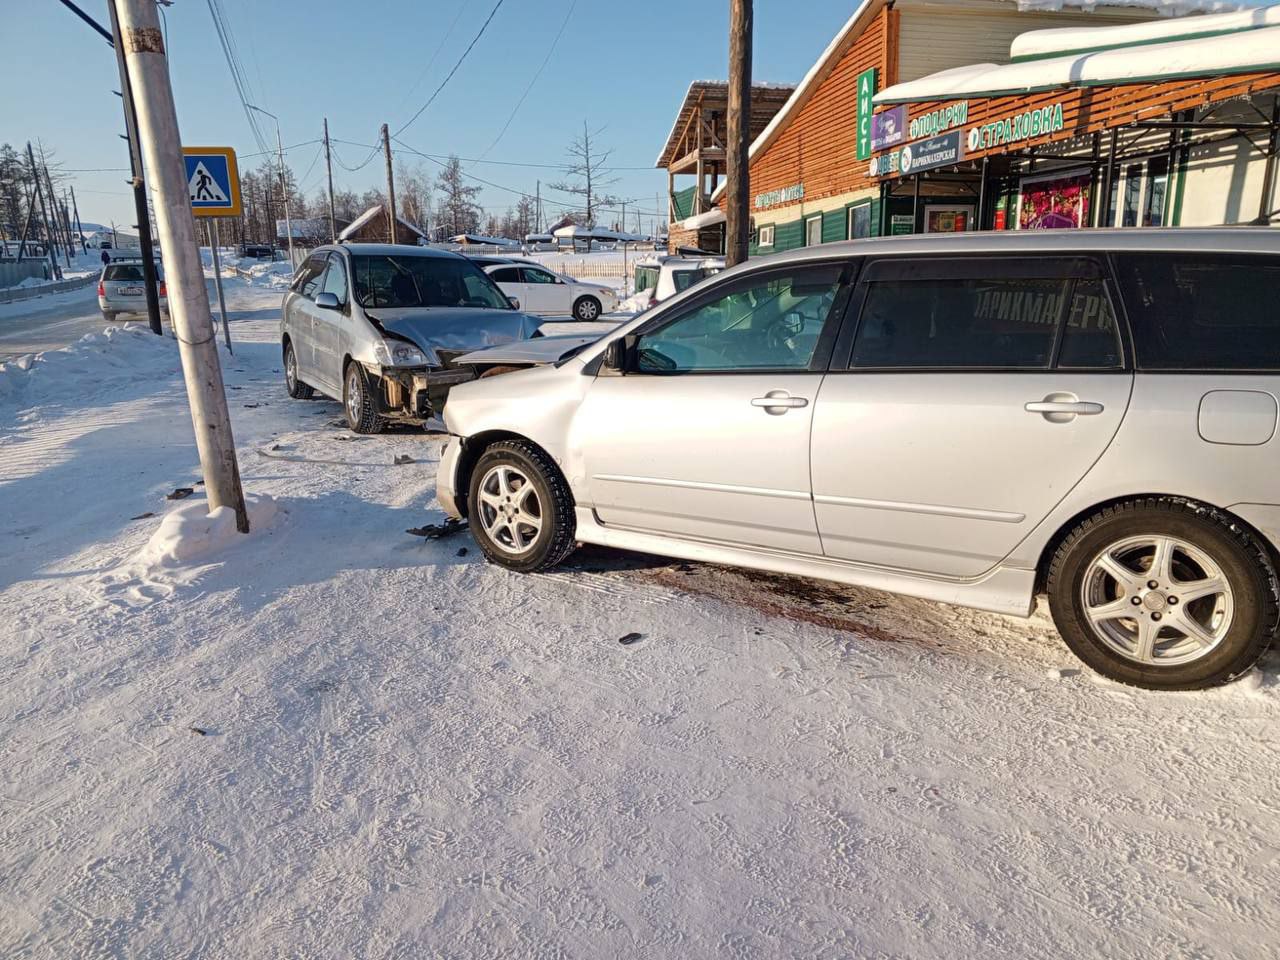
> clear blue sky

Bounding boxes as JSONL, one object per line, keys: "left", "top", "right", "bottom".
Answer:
{"left": 5, "top": 0, "right": 857, "bottom": 234}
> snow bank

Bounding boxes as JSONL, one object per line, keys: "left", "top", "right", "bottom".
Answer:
{"left": 0, "top": 324, "right": 179, "bottom": 412}
{"left": 140, "top": 494, "right": 279, "bottom": 568}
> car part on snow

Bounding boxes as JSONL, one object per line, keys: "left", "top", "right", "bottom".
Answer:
{"left": 618, "top": 632, "right": 644, "bottom": 645}
{"left": 393, "top": 454, "right": 416, "bottom": 465}
{"left": 166, "top": 487, "right": 194, "bottom": 500}
{"left": 129, "top": 511, "right": 156, "bottom": 521}
{"left": 406, "top": 518, "right": 467, "bottom": 540}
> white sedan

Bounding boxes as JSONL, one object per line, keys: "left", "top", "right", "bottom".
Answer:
{"left": 483, "top": 262, "right": 618, "bottom": 321}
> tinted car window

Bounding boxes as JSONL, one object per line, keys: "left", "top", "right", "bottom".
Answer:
{"left": 637, "top": 266, "right": 841, "bottom": 373}
{"left": 320, "top": 254, "right": 348, "bottom": 305}
{"left": 1058, "top": 279, "right": 1122, "bottom": 369}
{"left": 852, "top": 276, "right": 1068, "bottom": 369}
{"left": 1114, "top": 254, "right": 1280, "bottom": 370}
{"left": 521, "top": 267, "right": 558, "bottom": 284}
{"left": 671, "top": 269, "right": 702, "bottom": 293}
{"left": 104, "top": 264, "right": 145, "bottom": 282}
{"left": 291, "top": 256, "right": 327, "bottom": 298}
{"left": 351, "top": 255, "right": 510, "bottom": 310}
{"left": 489, "top": 267, "right": 521, "bottom": 283}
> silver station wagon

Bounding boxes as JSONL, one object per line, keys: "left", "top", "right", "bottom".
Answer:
{"left": 436, "top": 229, "right": 1280, "bottom": 690}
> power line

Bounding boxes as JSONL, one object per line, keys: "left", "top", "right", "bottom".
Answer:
{"left": 333, "top": 138, "right": 649, "bottom": 172}
{"left": 395, "top": 0, "right": 467, "bottom": 114}
{"left": 392, "top": 0, "right": 506, "bottom": 138}
{"left": 480, "top": 0, "right": 577, "bottom": 158}
{"left": 205, "top": 0, "right": 272, "bottom": 155}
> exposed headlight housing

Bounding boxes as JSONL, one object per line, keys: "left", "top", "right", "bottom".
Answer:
{"left": 375, "top": 339, "right": 428, "bottom": 367}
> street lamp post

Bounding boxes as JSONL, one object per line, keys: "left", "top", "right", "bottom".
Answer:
{"left": 247, "top": 104, "right": 294, "bottom": 267}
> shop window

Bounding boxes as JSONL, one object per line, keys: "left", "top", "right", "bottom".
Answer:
{"left": 1143, "top": 156, "right": 1169, "bottom": 227}
{"left": 757, "top": 224, "right": 775, "bottom": 248}
{"left": 1114, "top": 254, "right": 1280, "bottom": 370}
{"left": 847, "top": 204, "right": 872, "bottom": 240}
{"left": 1121, "top": 165, "right": 1143, "bottom": 227}
{"left": 805, "top": 215, "right": 823, "bottom": 246}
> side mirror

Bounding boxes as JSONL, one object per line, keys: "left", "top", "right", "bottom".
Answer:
{"left": 508, "top": 296, "right": 520, "bottom": 310}
{"left": 314, "top": 291, "right": 340, "bottom": 310}
{"left": 602, "top": 335, "right": 635, "bottom": 373}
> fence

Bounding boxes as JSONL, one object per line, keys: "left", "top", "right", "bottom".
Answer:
{"left": 0, "top": 272, "right": 97, "bottom": 305}
{"left": 0, "top": 259, "right": 52, "bottom": 290}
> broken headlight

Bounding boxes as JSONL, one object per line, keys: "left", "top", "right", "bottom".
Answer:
{"left": 375, "top": 339, "right": 428, "bottom": 367}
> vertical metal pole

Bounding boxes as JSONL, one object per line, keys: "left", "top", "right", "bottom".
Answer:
{"left": 382, "top": 123, "right": 398, "bottom": 244}
{"left": 107, "top": 0, "right": 162, "bottom": 334}
{"left": 208, "top": 218, "right": 232, "bottom": 353}
{"left": 1258, "top": 98, "right": 1280, "bottom": 224}
{"left": 276, "top": 122, "right": 294, "bottom": 266}
{"left": 323, "top": 116, "right": 336, "bottom": 242}
{"left": 725, "top": 0, "right": 753, "bottom": 266}
{"left": 977, "top": 157, "right": 989, "bottom": 231}
{"left": 1101, "top": 129, "right": 1119, "bottom": 227}
{"left": 912, "top": 172, "right": 921, "bottom": 232}
{"left": 117, "top": 0, "right": 249, "bottom": 533}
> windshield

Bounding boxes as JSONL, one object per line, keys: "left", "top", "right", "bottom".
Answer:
{"left": 351, "top": 254, "right": 511, "bottom": 310}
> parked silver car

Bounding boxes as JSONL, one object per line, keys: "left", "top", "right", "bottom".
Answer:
{"left": 98, "top": 259, "right": 167, "bottom": 322}
{"left": 279, "top": 244, "right": 542, "bottom": 432}
{"left": 436, "top": 228, "right": 1280, "bottom": 690}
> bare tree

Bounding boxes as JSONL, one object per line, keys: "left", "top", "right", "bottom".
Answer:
{"left": 549, "top": 121, "right": 619, "bottom": 247}
{"left": 395, "top": 161, "right": 434, "bottom": 236}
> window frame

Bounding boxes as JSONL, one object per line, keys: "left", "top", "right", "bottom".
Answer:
{"left": 804, "top": 214, "right": 823, "bottom": 247}
{"left": 831, "top": 254, "right": 1132, "bottom": 374}
{"left": 622, "top": 259, "right": 860, "bottom": 377}
{"left": 292, "top": 254, "right": 329, "bottom": 300}
{"left": 847, "top": 202, "right": 872, "bottom": 241}
{"left": 319, "top": 253, "right": 350, "bottom": 312}
{"left": 757, "top": 223, "right": 775, "bottom": 248}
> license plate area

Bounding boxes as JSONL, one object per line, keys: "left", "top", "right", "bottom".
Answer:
{"left": 118, "top": 286, "right": 143, "bottom": 296}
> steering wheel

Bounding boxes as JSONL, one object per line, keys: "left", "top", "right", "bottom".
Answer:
{"left": 765, "top": 312, "right": 806, "bottom": 356}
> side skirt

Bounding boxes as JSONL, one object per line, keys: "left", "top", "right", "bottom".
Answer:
{"left": 572, "top": 507, "right": 1038, "bottom": 618}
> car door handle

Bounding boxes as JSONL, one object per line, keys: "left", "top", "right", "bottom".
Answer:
{"left": 1025, "top": 400, "right": 1104, "bottom": 415}
{"left": 751, "top": 391, "right": 809, "bottom": 414}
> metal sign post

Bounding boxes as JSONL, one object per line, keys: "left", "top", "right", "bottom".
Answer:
{"left": 205, "top": 219, "right": 232, "bottom": 353}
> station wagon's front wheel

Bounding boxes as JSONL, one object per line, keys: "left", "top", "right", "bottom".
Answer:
{"left": 343, "top": 362, "right": 383, "bottom": 434}
{"left": 467, "top": 441, "right": 576, "bottom": 573}
{"left": 1047, "top": 498, "right": 1278, "bottom": 690}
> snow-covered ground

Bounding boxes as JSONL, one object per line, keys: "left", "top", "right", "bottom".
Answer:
{"left": 2, "top": 273, "right": 1279, "bottom": 957}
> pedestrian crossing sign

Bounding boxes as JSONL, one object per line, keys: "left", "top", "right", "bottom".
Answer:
{"left": 183, "top": 146, "right": 241, "bottom": 217}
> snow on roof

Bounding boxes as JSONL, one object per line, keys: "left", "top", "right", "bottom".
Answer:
{"left": 874, "top": 20, "right": 1280, "bottom": 103}
{"left": 551, "top": 225, "right": 644, "bottom": 241}
{"left": 1011, "top": 2, "right": 1280, "bottom": 59}
{"left": 336, "top": 205, "right": 425, "bottom": 241}
{"left": 680, "top": 208, "right": 727, "bottom": 230}
{"left": 1015, "top": 0, "right": 1275, "bottom": 13}
{"left": 449, "top": 234, "right": 520, "bottom": 246}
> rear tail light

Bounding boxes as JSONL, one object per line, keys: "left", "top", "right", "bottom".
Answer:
{"left": 97, "top": 281, "right": 105, "bottom": 297}
{"left": 158, "top": 281, "right": 167, "bottom": 297}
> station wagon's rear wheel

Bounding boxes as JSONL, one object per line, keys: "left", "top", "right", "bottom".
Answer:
{"left": 1047, "top": 498, "right": 1278, "bottom": 690}
{"left": 283, "top": 340, "right": 313, "bottom": 400}
{"left": 467, "top": 440, "right": 576, "bottom": 573}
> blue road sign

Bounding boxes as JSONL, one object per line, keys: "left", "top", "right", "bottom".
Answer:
{"left": 182, "top": 147, "right": 241, "bottom": 217}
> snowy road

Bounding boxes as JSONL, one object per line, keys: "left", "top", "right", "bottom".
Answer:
{"left": 0, "top": 284, "right": 110, "bottom": 361}
{"left": 1, "top": 274, "right": 1279, "bottom": 958}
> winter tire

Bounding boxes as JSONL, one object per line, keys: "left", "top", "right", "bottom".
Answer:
{"left": 102, "top": 311, "right": 116, "bottom": 323}
{"left": 1047, "top": 497, "right": 1278, "bottom": 690}
{"left": 467, "top": 440, "right": 576, "bottom": 573}
{"left": 343, "top": 361, "right": 384, "bottom": 434}
{"left": 283, "top": 340, "right": 314, "bottom": 400}
{"left": 573, "top": 296, "right": 602, "bottom": 321}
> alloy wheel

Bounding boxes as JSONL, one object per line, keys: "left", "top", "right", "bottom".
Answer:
{"left": 345, "top": 367, "right": 361, "bottom": 424}
{"left": 477, "top": 464, "right": 543, "bottom": 554}
{"left": 1080, "top": 534, "right": 1234, "bottom": 666}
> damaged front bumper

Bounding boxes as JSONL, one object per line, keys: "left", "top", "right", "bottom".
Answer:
{"left": 370, "top": 364, "right": 476, "bottom": 424}
{"left": 437, "top": 435, "right": 465, "bottom": 519}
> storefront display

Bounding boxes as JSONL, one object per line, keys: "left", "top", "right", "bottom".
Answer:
{"left": 1017, "top": 169, "right": 1091, "bottom": 230}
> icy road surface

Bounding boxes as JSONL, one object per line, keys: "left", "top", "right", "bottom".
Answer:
{"left": 1, "top": 272, "right": 1278, "bottom": 958}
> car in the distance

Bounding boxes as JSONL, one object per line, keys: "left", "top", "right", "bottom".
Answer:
{"left": 97, "top": 259, "right": 167, "bottom": 322}
{"left": 280, "top": 244, "right": 543, "bottom": 433}
{"left": 631, "top": 255, "right": 725, "bottom": 310}
{"left": 436, "top": 228, "right": 1280, "bottom": 691}
{"left": 483, "top": 262, "right": 619, "bottom": 321}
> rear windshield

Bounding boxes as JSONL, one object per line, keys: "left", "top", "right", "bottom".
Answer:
{"left": 104, "top": 264, "right": 161, "bottom": 281}
{"left": 350, "top": 255, "right": 510, "bottom": 310}
{"left": 1114, "top": 254, "right": 1280, "bottom": 370}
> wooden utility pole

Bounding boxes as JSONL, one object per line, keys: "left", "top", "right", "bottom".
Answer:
{"left": 116, "top": 0, "right": 250, "bottom": 533}
{"left": 382, "top": 123, "right": 398, "bottom": 244}
{"left": 323, "top": 117, "right": 336, "bottom": 242}
{"left": 71, "top": 186, "right": 86, "bottom": 254}
{"left": 725, "top": 0, "right": 753, "bottom": 266}
{"left": 27, "top": 143, "right": 61, "bottom": 280}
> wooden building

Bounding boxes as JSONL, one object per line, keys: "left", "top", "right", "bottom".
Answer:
{"left": 336, "top": 204, "right": 427, "bottom": 245}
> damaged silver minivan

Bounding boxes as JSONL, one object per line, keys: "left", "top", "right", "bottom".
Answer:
{"left": 280, "top": 244, "right": 543, "bottom": 432}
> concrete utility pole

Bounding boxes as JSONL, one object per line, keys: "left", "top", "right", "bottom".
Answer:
{"left": 247, "top": 104, "right": 293, "bottom": 264}
{"left": 71, "top": 186, "right": 87, "bottom": 255}
{"left": 382, "top": 123, "right": 398, "bottom": 244}
{"left": 725, "top": 0, "right": 753, "bottom": 267}
{"left": 323, "top": 117, "right": 336, "bottom": 243}
{"left": 116, "top": 0, "right": 250, "bottom": 533}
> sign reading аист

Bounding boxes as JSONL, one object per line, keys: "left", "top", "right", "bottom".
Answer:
{"left": 856, "top": 67, "right": 878, "bottom": 161}
{"left": 968, "top": 103, "right": 1066, "bottom": 152}
{"left": 754, "top": 183, "right": 804, "bottom": 210}
{"left": 870, "top": 105, "right": 906, "bottom": 153}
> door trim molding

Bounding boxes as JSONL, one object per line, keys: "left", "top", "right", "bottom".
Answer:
{"left": 592, "top": 474, "right": 811, "bottom": 502}
{"left": 813, "top": 493, "right": 1026, "bottom": 524}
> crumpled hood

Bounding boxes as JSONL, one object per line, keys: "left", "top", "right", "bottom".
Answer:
{"left": 367, "top": 307, "right": 541, "bottom": 364}
{"left": 454, "top": 333, "right": 603, "bottom": 367}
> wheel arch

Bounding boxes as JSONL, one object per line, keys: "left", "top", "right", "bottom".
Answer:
{"left": 1033, "top": 494, "right": 1278, "bottom": 593}
{"left": 454, "top": 430, "right": 564, "bottom": 519}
